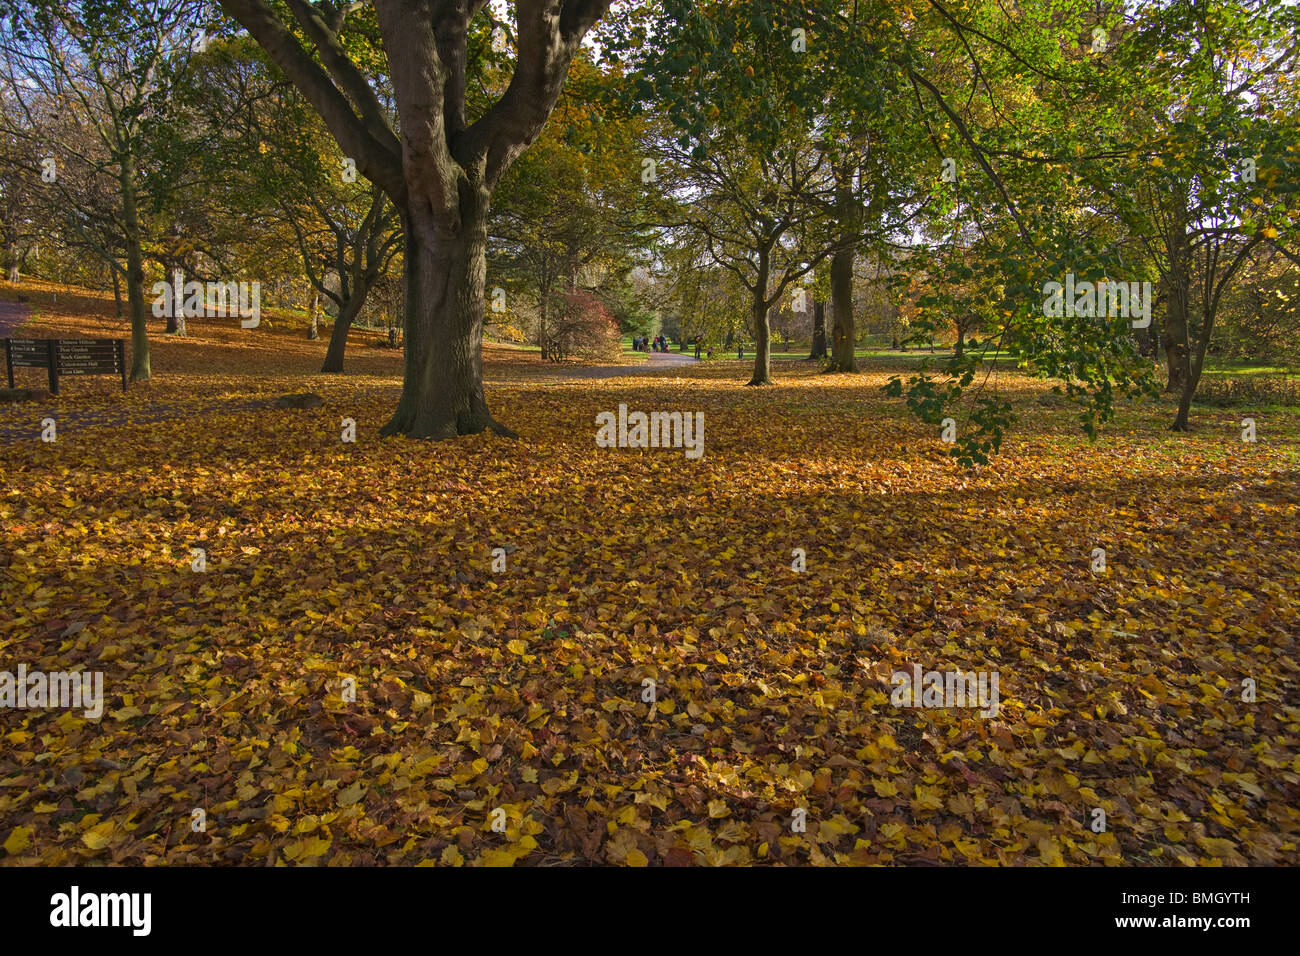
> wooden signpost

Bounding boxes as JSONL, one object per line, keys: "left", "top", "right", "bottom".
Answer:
{"left": 4, "top": 338, "right": 127, "bottom": 394}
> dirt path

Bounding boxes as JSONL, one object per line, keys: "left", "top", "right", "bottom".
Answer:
{"left": 0, "top": 297, "right": 30, "bottom": 338}
{"left": 516, "top": 349, "right": 699, "bottom": 381}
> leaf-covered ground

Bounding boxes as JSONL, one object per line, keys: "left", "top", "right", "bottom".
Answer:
{"left": 2, "top": 284, "right": 1298, "bottom": 865}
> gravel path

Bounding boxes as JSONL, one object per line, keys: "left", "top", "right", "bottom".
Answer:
{"left": 519, "top": 349, "right": 700, "bottom": 381}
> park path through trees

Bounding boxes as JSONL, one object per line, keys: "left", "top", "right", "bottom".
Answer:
{"left": 0, "top": 298, "right": 30, "bottom": 337}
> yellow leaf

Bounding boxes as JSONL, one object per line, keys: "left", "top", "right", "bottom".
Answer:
{"left": 507, "top": 639, "right": 527, "bottom": 655}
{"left": 285, "top": 835, "right": 332, "bottom": 861}
{"left": 441, "top": 845, "right": 464, "bottom": 866}
{"left": 479, "top": 847, "right": 522, "bottom": 867}
{"left": 1037, "top": 837, "right": 1065, "bottom": 866}
{"left": 337, "top": 780, "right": 365, "bottom": 807}
{"left": 81, "top": 821, "right": 115, "bottom": 850}
{"left": 625, "top": 848, "right": 649, "bottom": 867}
{"left": 1195, "top": 836, "right": 1239, "bottom": 859}
{"left": 3, "top": 827, "right": 32, "bottom": 855}
{"left": 872, "top": 778, "right": 899, "bottom": 798}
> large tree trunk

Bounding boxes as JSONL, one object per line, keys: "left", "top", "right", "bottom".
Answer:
{"left": 120, "top": 159, "right": 150, "bottom": 382}
{"left": 953, "top": 322, "right": 966, "bottom": 359}
{"left": 381, "top": 206, "right": 514, "bottom": 439}
{"left": 747, "top": 295, "right": 772, "bottom": 385}
{"left": 827, "top": 245, "right": 857, "bottom": 372}
{"left": 808, "top": 300, "right": 827, "bottom": 359}
{"left": 321, "top": 294, "right": 363, "bottom": 373}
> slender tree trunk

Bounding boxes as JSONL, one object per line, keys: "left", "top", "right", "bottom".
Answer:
{"left": 6, "top": 243, "right": 17, "bottom": 283}
{"left": 827, "top": 245, "right": 857, "bottom": 372}
{"left": 166, "top": 265, "right": 186, "bottom": 336}
{"left": 954, "top": 323, "right": 965, "bottom": 359}
{"left": 1163, "top": 210, "right": 1192, "bottom": 399}
{"left": 747, "top": 250, "right": 772, "bottom": 386}
{"left": 322, "top": 294, "right": 364, "bottom": 373}
{"left": 808, "top": 300, "right": 827, "bottom": 359}
{"left": 120, "top": 159, "right": 150, "bottom": 382}
{"left": 307, "top": 291, "right": 319, "bottom": 340}
{"left": 1166, "top": 278, "right": 1194, "bottom": 431}
{"left": 1172, "top": 368, "right": 1197, "bottom": 431}
{"left": 112, "top": 266, "right": 122, "bottom": 318}
{"left": 381, "top": 205, "right": 513, "bottom": 438}
{"left": 1164, "top": 277, "right": 1190, "bottom": 397}
{"left": 165, "top": 262, "right": 179, "bottom": 333}
{"left": 1172, "top": 289, "right": 1218, "bottom": 432}
{"left": 539, "top": 286, "right": 553, "bottom": 362}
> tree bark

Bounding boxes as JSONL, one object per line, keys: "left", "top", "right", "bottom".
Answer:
{"left": 380, "top": 206, "right": 515, "bottom": 439}
{"left": 1162, "top": 209, "right": 1192, "bottom": 399}
{"left": 119, "top": 157, "right": 150, "bottom": 382}
{"left": 1163, "top": 274, "right": 1190, "bottom": 398}
{"left": 826, "top": 155, "right": 861, "bottom": 373}
{"left": 827, "top": 244, "right": 857, "bottom": 372}
{"left": 808, "top": 300, "right": 827, "bottom": 359}
{"left": 165, "top": 265, "right": 186, "bottom": 336}
{"left": 322, "top": 294, "right": 363, "bottom": 373}
{"left": 746, "top": 249, "right": 772, "bottom": 386}
{"left": 1172, "top": 304, "right": 1211, "bottom": 431}
{"left": 112, "top": 266, "right": 122, "bottom": 318}
{"left": 307, "top": 291, "right": 319, "bottom": 340}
